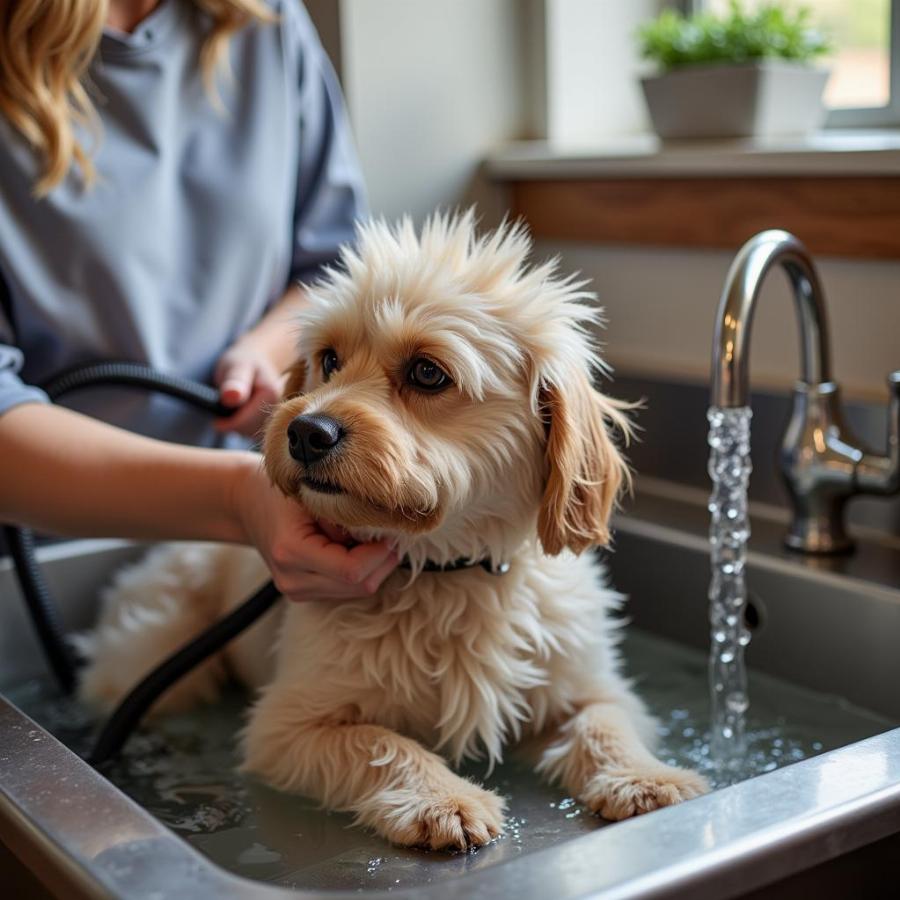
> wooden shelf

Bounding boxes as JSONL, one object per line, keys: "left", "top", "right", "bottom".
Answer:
{"left": 509, "top": 176, "right": 900, "bottom": 259}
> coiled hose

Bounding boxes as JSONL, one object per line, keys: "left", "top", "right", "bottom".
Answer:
{"left": 4, "top": 361, "right": 280, "bottom": 765}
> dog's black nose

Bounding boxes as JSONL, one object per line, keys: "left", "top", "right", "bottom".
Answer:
{"left": 287, "top": 414, "right": 344, "bottom": 464}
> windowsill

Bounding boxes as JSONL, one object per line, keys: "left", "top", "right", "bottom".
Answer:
{"left": 486, "top": 130, "right": 900, "bottom": 180}
{"left": 493, "top": 131, "right": 900, "bottom": 258}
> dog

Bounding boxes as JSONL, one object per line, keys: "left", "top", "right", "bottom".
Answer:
{"left": 79, "top": 212, "right": 708, "bottom": 851}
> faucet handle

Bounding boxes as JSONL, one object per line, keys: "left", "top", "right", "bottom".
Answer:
{"left": 855, "top": 371, "right": 900, "bottom": 497}
{"left": 889, "top": 369, "right": 900, "bottom": 402}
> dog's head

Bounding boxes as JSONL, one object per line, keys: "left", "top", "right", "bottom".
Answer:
{"left": 264, "top": 212, "right": 631, "bottom": 563}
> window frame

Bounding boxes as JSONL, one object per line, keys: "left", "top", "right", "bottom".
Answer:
{"left": 680, "top": 0, "right": 900, "bottom": 128}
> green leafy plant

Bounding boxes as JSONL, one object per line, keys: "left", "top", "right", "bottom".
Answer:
{"left": 638, "top": 1, "right": 832, "bottom": 71}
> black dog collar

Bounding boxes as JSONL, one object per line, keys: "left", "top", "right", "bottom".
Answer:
{"left": 399, "top": 557, "right": 511, "bottom": 576}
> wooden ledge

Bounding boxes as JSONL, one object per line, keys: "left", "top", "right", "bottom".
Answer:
{"left": 509, "top": 177, "right": 900, "bottom": 259}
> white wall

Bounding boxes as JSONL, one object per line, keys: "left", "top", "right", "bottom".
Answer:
{"left": 544, "top": 0, "right": 656, "bottom": 143}
{"left": 537, "top": 241, "right": 900, "bottom": 401}
{"left": 314, "top": 0, "right": 660, "bottom": 218}
{"left": 337, "top": 0, "right": 528, "bottom": 223}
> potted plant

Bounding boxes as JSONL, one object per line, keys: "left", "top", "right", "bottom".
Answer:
{"left": 637, "top": 1, "right": 832, "bottom": 139}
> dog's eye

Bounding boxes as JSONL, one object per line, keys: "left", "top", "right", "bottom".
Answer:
{"left": 321, "top": 349, "right": 340, "bottom": 380}
{"left": 407, "top": 358, "right": 451, "bottom": 392}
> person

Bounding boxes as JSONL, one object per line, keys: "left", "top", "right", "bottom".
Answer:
{"left": 0, "top": 0, "right": 399, "bottom": 602}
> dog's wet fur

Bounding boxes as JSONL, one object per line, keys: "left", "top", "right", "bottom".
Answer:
{"left": 79, "top": 213, "right": 708, "bottom": 851}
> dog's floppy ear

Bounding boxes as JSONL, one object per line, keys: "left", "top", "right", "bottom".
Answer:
{"left": 282, "top": 360, "right": 307, "bottom": 399}
{"left": 537, "top": 369, "right": 631, "bottom": 555}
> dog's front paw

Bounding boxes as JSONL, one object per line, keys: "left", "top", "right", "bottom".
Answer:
{"left": 371, "top": 779, "right": 505, "bottom": 851}
{"left": 582, "top": 764, "right": 709, "bottom": 821}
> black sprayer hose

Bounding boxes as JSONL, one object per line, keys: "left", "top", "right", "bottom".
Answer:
{"left": 42, "top": 360, "right": 232, "bottom": 417}
{"left": 3, "top": 525, "right": 79, "bottom": 695}
{"left": 5, "top": 360, "right": 279, "bottom": 764}
{"left": 89, "top": 581, "right": 280, "bottom": 767}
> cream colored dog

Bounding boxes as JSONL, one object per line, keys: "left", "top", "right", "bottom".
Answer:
{"left": 79, "top": 212, "right": 708, "bottom": 851}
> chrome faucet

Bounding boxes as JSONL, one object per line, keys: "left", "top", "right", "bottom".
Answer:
{"left": 711, "top": 229, "right": 900, "bottom": 554}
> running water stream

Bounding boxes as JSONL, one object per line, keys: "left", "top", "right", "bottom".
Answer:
{"left": 707, "top": 406, "right": 753, "bottom": 777}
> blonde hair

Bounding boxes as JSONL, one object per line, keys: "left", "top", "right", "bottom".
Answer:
{"left": 0, "top": 0, "right": 274, "bottom": 196}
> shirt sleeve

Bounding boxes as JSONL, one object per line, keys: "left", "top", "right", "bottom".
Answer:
{"left": 0, "top": 275, "right": 49, "bottom": 418}
{"left": 288, "top": 3, "right": 368, "bottom": 285}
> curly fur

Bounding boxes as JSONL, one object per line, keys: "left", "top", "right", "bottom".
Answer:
{"left": 79, "top": 211, "right": 707, "bottom": 851}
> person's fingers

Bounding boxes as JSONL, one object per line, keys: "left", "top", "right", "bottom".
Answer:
{"left": 273, "top": 527, "right": 396, "bottom": 586}
{"left": 273, "top": 550, "right": 399, "bottom": 600}
{"left": 215, "top": 384, "right": 279, "bottom": 435}
{"left": 361, "top": 552, "right": 401, "bottom": 594}
{"left": 217, "top": 360, "right": 256, "bottom": 408}
{"left": 317, "top": 519, "right": 353, "bottom": 545}
{"left": 215, "top": 400, "right": 266, "bottom": 436}
{"left": 309, "top": 539, "right": 397, "bottom": 586}
{"left": 254, "top": 379, "right": 281, "bottom": 413}
{"left": 279, "top": 574, "right": 345, "bottom": 601}
{"left": 273, "top": 371, "right": 287, "bottom": 397}
{"left": 280, "top": 573, "right": 380, "bottom": 602}
{"left": 257, "top": 368, "right": 285, "bottom": 398}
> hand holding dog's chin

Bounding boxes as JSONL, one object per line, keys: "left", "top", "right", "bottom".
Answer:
{"left": 229, "top": 454, "right": 399, "bottom": 603}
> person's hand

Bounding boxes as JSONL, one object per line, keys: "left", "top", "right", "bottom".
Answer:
{"left": 214, "top": 341, "right": 285, "bottom": 437}
{"left": 231, "top": 455, "right": 400, "bottom": 602}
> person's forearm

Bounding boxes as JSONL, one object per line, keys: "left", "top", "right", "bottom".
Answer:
{"left": 0, "top": 403, "right": 256, "bottom": 542}
{"left": 237, "top": 283, "right": 309, "bottom": 373}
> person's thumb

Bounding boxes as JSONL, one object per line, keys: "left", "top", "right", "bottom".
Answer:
{"left": 218, "top": 360, "right": 256, "bottom": 408}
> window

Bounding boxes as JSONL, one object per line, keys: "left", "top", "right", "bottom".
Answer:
{"left": 689, "top": 0, "right": 900, "bottom": 127}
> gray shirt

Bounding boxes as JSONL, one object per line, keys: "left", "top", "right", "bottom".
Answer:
{"left": 0, "top": 0, "right": 365, "bottom": 447}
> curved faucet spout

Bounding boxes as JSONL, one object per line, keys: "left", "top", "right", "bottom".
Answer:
{"left": 712, "top": 230, "right": 832, "bottom": 409}
{"left": 711, "top": 230, "right": 899, "bottom": 555}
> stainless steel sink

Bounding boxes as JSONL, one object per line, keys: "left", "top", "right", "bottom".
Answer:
{"left": 2, "top": 482, "right": 899, "bottom": 900}
{"left": 610, "top": 480, "right": 900, "bottom": 720}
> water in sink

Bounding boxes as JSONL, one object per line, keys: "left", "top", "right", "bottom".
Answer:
{"left": 3, "top": 628, "right": 893, "bottom": 892}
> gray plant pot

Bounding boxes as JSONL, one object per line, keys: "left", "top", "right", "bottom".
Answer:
{"left": 641, "top": 61, "right": 830, "bottom": 139}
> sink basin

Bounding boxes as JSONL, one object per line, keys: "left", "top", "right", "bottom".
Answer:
{"left": 610, "top": 480, "right": 900, "bottom": 721}
{"left": 2, "top": 483, "right": 899, "bottom": 899}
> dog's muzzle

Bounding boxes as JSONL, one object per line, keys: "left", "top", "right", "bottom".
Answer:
{"left": 287, "top": 413, "right": 345, "bottom": 465}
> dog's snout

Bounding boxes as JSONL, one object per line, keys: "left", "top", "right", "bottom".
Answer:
{"left": 287, "top": 414, "right": 345, "bottom": 464}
